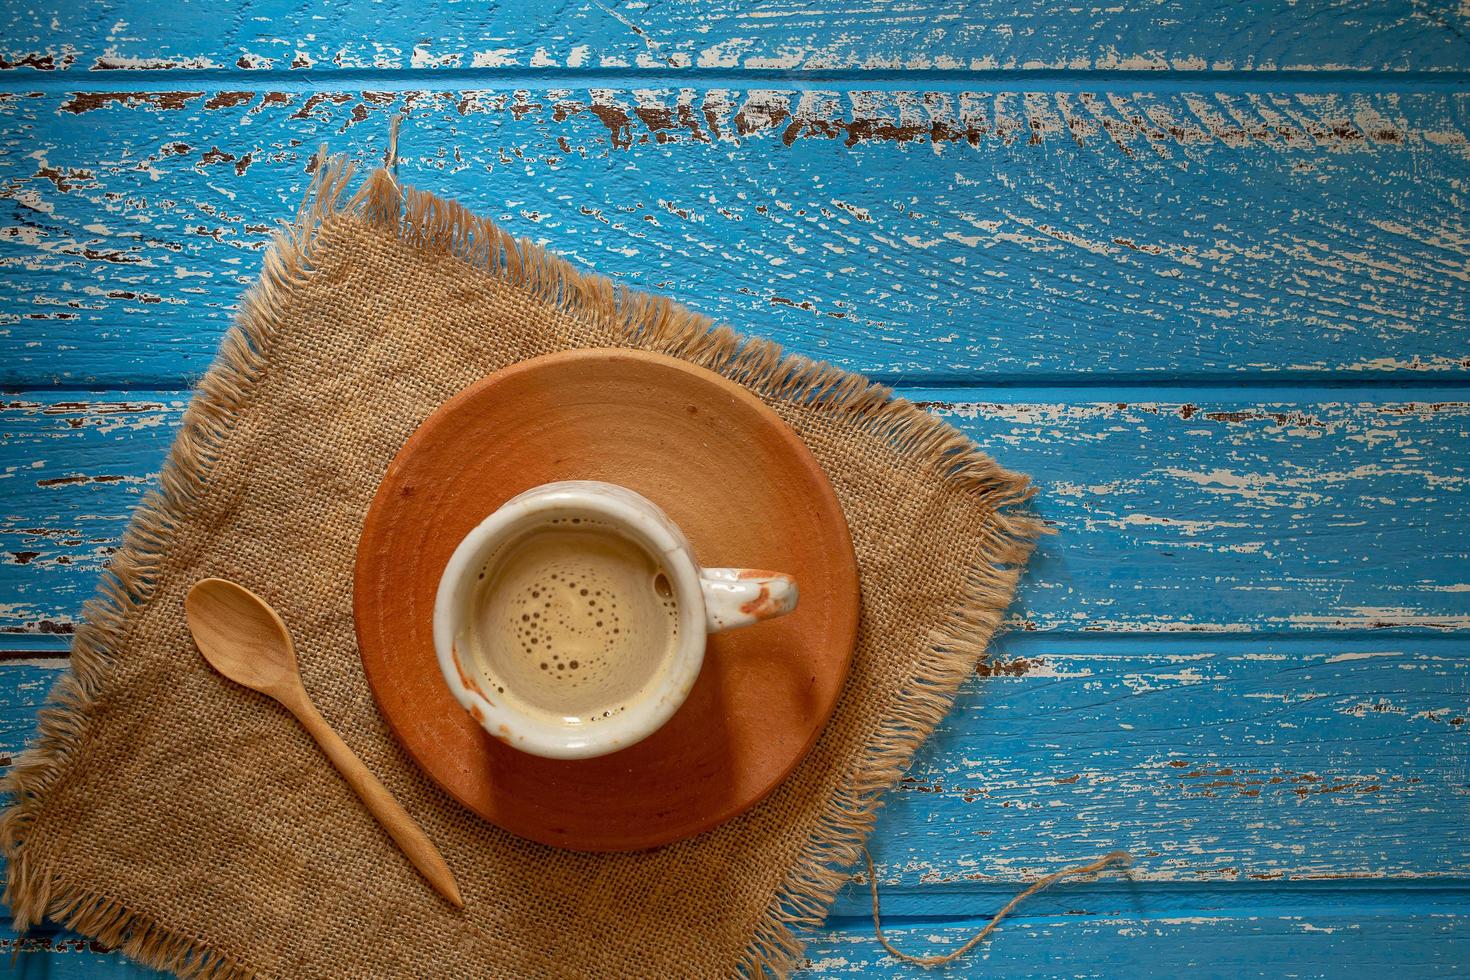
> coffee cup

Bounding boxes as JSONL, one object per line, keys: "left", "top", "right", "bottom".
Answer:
{"left": 433, "top": 481, "right": 798, "bottom": 759}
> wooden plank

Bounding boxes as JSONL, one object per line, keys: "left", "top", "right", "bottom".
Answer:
{"left": 4, "top": 391, "right": 1468, "bottom": 636}
{"left": 0, "top": 395, "right": 181, "bottom": 636}
{"left": 932, "top": 391, "right": 1470, "bottom": 634}
{"left": 3, "top": 904, "right": 1467, "bottom": 979}
{"left": 3, "top": 89, "right": 1469, "bottom": 387}
{"left": 5, "top": 905, "right": 1464, "bottom": 980}
{"left": 0, "top": 631, "right": 1466, "bottom": 884}
{"left": 859, "top": 632, "right": 1470, "bottom": 891}
{"left": 0, "top": 659, "right": 67, "bottom": 758}
{"left": 802, "top": 905, "right": 1470, "bottom": 977}
{"left": 3, "top": 0, "right": 1469, "bottom": 75}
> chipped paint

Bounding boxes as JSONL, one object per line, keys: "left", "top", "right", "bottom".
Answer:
{"left": 3, "top": 6, "right": 1470, "bottom": 952}
{"left": 521, "top": 89, "right": 1466, "bottom": 153}
{"left": 4, "top": 0, "right": 1469, "bottom": 79}
{"left": 3, "top": 89, "right": 1467, "bottom": 386}
{"left": 3, "top": 395, "right": 1468, "bottom": 634}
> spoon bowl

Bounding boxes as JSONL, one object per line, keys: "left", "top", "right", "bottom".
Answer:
{"left": 185, "top": 578, "right": 302, "bottom": 701}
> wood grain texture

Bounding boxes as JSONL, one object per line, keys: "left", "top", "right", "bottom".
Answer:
{"left": 3, "top": 89, "right": 1469, "bottom": 386}
{"left": 5, "top": 2, "right": 1470, "bottom": 973}
{"left": 4, "top": 0, "right": 1470, "bottom": 75}
{"left": 4, "top": 392, "right": 1467, "bottom": 637}
{"left": 800, "top": 905, "right": 1470, "bottom": 977}
{"left": 862, "top": 632, "right": 1470, "bottom": 891}
{"left": 0, "top": 632, "right": 1464, "bottom": 883}
{"left": 0, "top": 395, "right": 181, "bottom": 636}
{"left": 4, "top": 906, "right": 1467, "bottom": 980}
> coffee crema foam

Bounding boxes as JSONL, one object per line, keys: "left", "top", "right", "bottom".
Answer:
{"left": 460, "top": 518, "right": 679, "bottom": 726}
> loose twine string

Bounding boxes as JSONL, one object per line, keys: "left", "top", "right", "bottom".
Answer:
{"left": 861, "top": 848, "right": 1134, "bottom": 968}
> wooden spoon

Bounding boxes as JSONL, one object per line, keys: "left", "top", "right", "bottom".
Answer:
{"left": 185, "top": 577, "right": 464, "bottom": 909}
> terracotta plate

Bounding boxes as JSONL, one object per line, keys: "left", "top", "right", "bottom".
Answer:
{"left": 354, "top": 349, "right": 860, "bottom": 851}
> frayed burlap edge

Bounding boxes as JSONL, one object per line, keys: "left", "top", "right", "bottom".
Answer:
{"left": 1, "top": 147, "right": 1041, "bottom": 979}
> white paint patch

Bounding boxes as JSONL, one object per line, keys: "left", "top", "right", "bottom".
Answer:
{"left": 745, "top": 50, "right": 806, "bottom": 70}
{"left": 1289, "top": 609, "right": 1470, "bottom": 629}
{"left": 901, "top": 234, "right": 941, "bottom": 249}
{"left": 696, "top": 39, "right": 748, "bottom": 68}
{"left": 469, "top": 48, "right": 519, "bottom": 68}
{"left": 409, "top": 46, "right": 459, "bottom": 69}
{"left": 1014, "top": 660, "right": 1093, "bottom": 679}
{"left": 805, "top": 956, "right": 852, "bottom": 971}
{"left": 1324, "top": 651, "right": 1403, "bottom": 664}
{"left": 1099, "top": 513, "right": 1252, "bottom": 535}
{"left": 92, "top": 51, "right": 218, "bottom": 69}
{"left": 7, "top": 187, "right": 56, "bottom": 217}
{"left": 1346, "top": 356, "right": 1462, "bottom": 373}
{"left": 1121, "top": 667, "right": 1218, "bottom": 693}
{"left": 1161, "top": 467, "right": 1268, "bottom": 493}
{"left": 0, "top": 603, "right": 52, "bottom": 623}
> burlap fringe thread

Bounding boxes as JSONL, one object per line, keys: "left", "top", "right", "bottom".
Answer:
{"left": 1, "top": 140, "right": 1080, "bottom": 977}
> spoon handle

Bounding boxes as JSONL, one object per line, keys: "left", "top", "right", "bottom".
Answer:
{"left": 290, "top": 695, "right": 465, "bottom": 908}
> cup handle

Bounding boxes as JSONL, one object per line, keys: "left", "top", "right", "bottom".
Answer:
{"left": 700, "top": 568, "right": 799, "bottom": 633}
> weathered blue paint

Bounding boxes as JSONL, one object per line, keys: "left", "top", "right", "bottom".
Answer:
{"left": 0, "top": 631, "right": 1465, "bottom": 888}
{"left": 5, "top": 906, "right": 1468, "bottom": 979}
{"left": 3, "top": 0, "right": 1469, "bottom": 75}
{"left": 4, "top": 392, "right": 1468, "bottom": 636}
{"left": 4, "top": 1, "right": 1470, "bottom": 975}
{"left": 2, "top": 90, "right": 1469, "bottom": 387}
{"left": 0, "top": 630, "right": 1468, "bottom": 970}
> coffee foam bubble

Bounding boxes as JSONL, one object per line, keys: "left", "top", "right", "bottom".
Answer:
{"left": 459, "top": 517, "right": 679, "bottom": 726}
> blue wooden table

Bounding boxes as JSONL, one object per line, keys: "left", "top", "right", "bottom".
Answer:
{"left": 3, "top": 1, "right": 1469, "bottom": 975}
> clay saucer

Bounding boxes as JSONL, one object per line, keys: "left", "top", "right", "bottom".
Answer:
{"left": 354, "top": 348, "right": 859, "bottom": 851}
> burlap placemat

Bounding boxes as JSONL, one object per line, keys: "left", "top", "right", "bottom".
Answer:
{"left": 1, "top": 149, "right": 1039, "bottom": 978}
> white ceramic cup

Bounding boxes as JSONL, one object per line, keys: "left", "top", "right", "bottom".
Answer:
{"left": 433, "top": 481, "right": 798, "bottom": 759}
